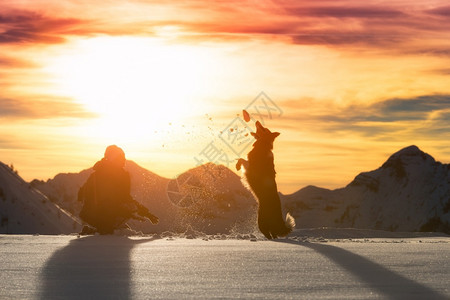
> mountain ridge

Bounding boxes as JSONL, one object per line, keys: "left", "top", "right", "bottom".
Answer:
{"left": 284, "top": 145, "right": 449, "bottom": 233}
{"left": 1, "top": 145, "right": 449, "bottom": 234}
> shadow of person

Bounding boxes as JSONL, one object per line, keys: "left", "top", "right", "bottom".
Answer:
{"left": 277, "top": 239, "right": 447, "bottom": 299}
{"left": 39, "top": 235, "right": 155, "bottom": 300}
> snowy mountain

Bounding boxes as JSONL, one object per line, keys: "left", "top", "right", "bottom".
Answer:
{"left": 8, "top": 145, "right": 449, "bottom": 235}
{"left": 283, "top": 145, "right": 450, "bottom": 233}
{"left": 0, "top": 162, "right": 81, "bottom": 234}
{"left": 32, "top": 161, "right": 255, "bottom": 234}
{"left": 165, "top": 163, "right": 256, "bottom": 234}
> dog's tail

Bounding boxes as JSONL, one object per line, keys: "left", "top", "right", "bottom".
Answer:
{"left": 273, "top": 212, "right": 296, "bottom": 238}
{"left": 283, "top": 212, "right": 296, "bottom": 235}
{"left": 285, "top": 212, "right": 296, "bottom": 232}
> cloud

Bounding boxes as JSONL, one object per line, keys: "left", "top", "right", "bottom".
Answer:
{"left": 280, "top": 95, "right": 450, "bottom": 139}
{"left": 0, "top": 135, "right": 34, "bottom": 150}
{"left": 291, "top": 32, "right": 402, "bottom": 47}
{"left": 437, "top": 111, "right": 450, "bottom": 121}
{"left": 426, "top": 5, "right": 450, "bottom": 17}
{"left": 317, "top": 95, "right": 450, "bottom": 123}
{"left": 289, "top": 5, "right": 406, "bottom": 19}
{"left": 413, "top": 48, "right": 450, "bottom": 57}
{"left": 0, "top": 96, "right": 96, "bottom": 119}
{"left": 1, "top": 1, "right": 449, "bottom": 52}
{"left": 0, "top": 98, "right": 28, "bottom": 117}
{"left": 159, "top": 1, "right": 449, "bottom": 50}
{"left": 0, "top": 56, "right": 37, "bottom": 68}
{"left": 0, "top": 10, "right": 86, "bottom": 44}
{"left": 367, "top": 95, "right": 450, "bottom": 122}
{"left": 282, "top": 3, "right": 450, "bottom": 47}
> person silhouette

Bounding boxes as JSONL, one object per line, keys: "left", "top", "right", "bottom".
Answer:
{"left": 78, "top": 145, "right": 158, "bottom": 235}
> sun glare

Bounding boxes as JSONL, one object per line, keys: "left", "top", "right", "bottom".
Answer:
{"left": 48, "top": 37, "right": 219, "bottom": 133}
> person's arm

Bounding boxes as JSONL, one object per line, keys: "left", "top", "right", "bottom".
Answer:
{"left": 124, "top": 170, "right": 159, "bottom": 224}
{"left": 135, "top": 202, "right": 159, "bottom": 224}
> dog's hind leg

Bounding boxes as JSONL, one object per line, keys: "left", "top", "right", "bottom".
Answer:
{"left": 258, "top": 219, "right": 273, "bottom": 239}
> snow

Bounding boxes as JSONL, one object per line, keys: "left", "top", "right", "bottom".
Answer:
{"left": 1, "top": 229, "right": 449, "bottom": 299}
{"left": 283, "top": 145, "right": 450, "bottom": 233}
{"left": 0, "top": 162, "right": 81, "bottom": 234}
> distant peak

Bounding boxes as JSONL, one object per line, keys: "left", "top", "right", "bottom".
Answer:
{"left": 382, "top": 145, "right": 435, "bottom": 175}
{"left": 191, "top": 162, "right": 229, "bottom": 172}
{"left": 388, "top": 145, "right": 434, "bottom": 161}
{"left": 393, "top": 145, "right": 421, "bottom": 156}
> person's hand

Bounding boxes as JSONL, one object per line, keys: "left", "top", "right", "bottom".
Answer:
{"left": 147, "top": 213, "right": 159, "bottom": 224}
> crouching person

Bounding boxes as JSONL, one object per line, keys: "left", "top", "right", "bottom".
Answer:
{"left": 78, "top": 145, "right": 159, "bottom": 235}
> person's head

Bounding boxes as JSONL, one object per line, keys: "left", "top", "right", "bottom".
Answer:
{"left": 104, "top": 145, "right": 126, "bottom": 167}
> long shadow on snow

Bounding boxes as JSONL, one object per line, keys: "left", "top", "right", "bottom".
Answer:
{"left": 39, "top": 235, "right": 155, "bottom": 300}
{"left": 276, "top": 239, "right": 447, "bottom": 299}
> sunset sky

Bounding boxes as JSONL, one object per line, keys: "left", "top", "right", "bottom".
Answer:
{"left": 1, "top": 0, "right": 449, "bottom": 193}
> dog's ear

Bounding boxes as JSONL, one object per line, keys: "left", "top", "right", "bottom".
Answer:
{"left": 272, "top": 132, "right": 280, "bottom": 139}
{"left": 251, "top": 132, "right": 259, "bottom": 139}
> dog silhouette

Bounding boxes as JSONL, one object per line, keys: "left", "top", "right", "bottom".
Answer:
{"left": 236, "top": 121, "right": 295, "bottom": 239}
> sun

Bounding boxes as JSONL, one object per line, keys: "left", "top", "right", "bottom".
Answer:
{"left": 48, "top": 36, "right": 219, "bottom": 140}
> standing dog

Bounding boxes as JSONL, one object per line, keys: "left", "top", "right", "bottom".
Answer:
{"left": 236, "top": 121, "right": 295, "bottom": 239}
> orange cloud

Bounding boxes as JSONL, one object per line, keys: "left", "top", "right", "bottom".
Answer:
{"left": 1, "top": 1, "right": 449, "bottom": 51}
{"left": 0, "top": 10, "right": 87, "bottom": 44}
{"left": 279, "top": 95, "right": 450, "bottom": 140}
{"left": 0, "top": 96, "right": 96, "bottom": 119}
{"left": 0, "top": 56, "right": 37, "bottom": 68}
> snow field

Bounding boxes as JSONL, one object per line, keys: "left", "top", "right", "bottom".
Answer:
{"left": 1, "top": 232, "right": 449, "bottom": 299}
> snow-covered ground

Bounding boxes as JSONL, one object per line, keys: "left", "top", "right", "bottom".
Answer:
{"left": 1, "top": 229, "right": 449, "bottom": 299}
